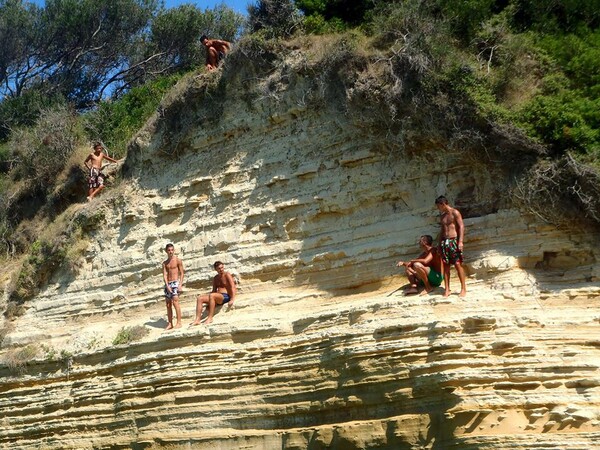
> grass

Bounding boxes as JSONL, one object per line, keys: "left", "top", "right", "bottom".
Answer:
{"left": 3, "top": 344, "right": 39, "bottom": 374}
{"left": 113, "top": 326, "right": 149, "bottom": 345}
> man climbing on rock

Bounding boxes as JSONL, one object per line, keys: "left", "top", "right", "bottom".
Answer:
{"left": 397, "top": 235, "right": 444, "bottom": 295}
{"left": 191, "top": 261, "right": 236, "bottom": 325}
{"left": 200, "top": 35, "right": 231, "bottom": 71}
{"left": 162, "top": 243, "right": 185, "bottom": 330}
{"left": 83, "top": 142, "right": 119, "bottom": 201}
{"left": 435, "top": 195, "right": 467, "bottom": 297}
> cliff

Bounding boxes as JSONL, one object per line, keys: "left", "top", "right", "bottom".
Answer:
{"left": 1, "top": 37, "right": 599, "bottom": 449}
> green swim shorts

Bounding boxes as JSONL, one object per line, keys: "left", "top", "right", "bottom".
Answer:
{"left": 427, "top": 268, "right": 444, "bottom": 287}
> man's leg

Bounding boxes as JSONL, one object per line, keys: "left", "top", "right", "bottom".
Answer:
{"left": 413, "top": 263, "right": 433, "bottom": 294}
{"left": 88, "top": 185, "right": 105, "bottom": 200}
{"left": 205, "top": 293, "right": 225, "bottom": 324}
{"left": 442, "top": 262, "right": 451, "bottom": 297}
{"left": 172, "top": 295, "right": 182, "bottom": 328}
{"left": 191, "top": 294, "right": 209, "bottom": 325}
{"left": 206, "top": 47, "right": 218, "bottom": 70}
{"left": 165, "top": 299, "right": 174, "bottom": 330}
{"left": 405, "top": 267, "right": 419, "bottom": 294}
{"left": 455, "top": 263, "right": 467, "bottom": 297}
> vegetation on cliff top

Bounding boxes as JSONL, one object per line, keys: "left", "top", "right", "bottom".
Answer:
{"left": 0, "top": 0, "right": 599, "bottom": 318}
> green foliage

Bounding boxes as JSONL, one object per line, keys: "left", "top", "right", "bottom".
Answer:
{"left": 84, "top": 74, "right": 182, "bottom": 158}
{"left": 112, "top": 325, "right": 149, "bottom": 345}
{"left": 248, "top": 0, "right": 302, "bottom": 38}
{"left": 0, "top": 90, "right": 65, "bottom": 142}
{"left": 295, "top": 0, "right": 374, "bottom": 26}
{"left": 6, "top": 104, "right": 80, "bottom": 189}
{"left": 141, "top": 4, "right": 244, "bottom": 82}
{"left": 11, "top": 239, "right": 67, "bottom": 304}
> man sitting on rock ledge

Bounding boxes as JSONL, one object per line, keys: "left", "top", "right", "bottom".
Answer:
{"left": 397, "top": 235, "right": 444, "bottom": 295}
{"left": 191, "top": 261, "right": 236, "bottom": 325}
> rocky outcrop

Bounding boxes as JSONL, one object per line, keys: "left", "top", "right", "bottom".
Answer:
{"left": 1, "top": 43, "right": 599, "bottom": 449}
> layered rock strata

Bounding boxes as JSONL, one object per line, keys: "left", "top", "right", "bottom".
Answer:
{"left": 1, "top": 46, "right": 599, "bottom": 449}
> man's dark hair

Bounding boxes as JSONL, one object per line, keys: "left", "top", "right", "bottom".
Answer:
{"left": 435, "top": 195, "right": 449, "bottom": 205}
{"left": 165, "top": 243, "right": 174, "bottom": 250}
{"left": 213, "top": 260, "right": 224, "bottom": 269}
{"left": 93, "top": 142, "right": 103, "bottom": 149}
{"left": 200, "top": 35, "right": 208, "bottom": 42}
{"left": 420, "top": 235, "right": 433, "bottom": 246}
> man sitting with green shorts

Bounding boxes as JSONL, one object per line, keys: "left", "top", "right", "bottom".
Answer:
{"left": 396, "top": 235, "right": 444, "bottom": 295}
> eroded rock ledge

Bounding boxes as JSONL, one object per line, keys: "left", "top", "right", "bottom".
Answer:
{"left": 1, "top": 44, "right": 599, "bottom": 449}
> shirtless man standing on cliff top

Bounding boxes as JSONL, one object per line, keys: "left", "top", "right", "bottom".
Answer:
{"left": 435, "top": 195, "right": 467, "bottom": 297}
{"left": 191, "top": 261, "right": 236, "bottom": 325}
{"left": 84, "top": 142, "right": 119, "bottom": 201}
{"left": 162, "top": 243, "right": 184, "bottom": 330}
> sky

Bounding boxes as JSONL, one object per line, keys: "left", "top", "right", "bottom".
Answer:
{"left": 28, "top": 0, "right": 251, "bottom": 15}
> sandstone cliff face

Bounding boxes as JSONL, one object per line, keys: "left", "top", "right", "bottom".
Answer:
{"left": 1, "top": 43, "right": 599, "bottom": 449}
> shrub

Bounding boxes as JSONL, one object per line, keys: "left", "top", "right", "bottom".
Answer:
{"left": 3, "top": 344, "right": 39, "bottom": 374}
{"left": 7, "top": 104, "right": 80, "bottom": 191}
{"left": 84, "top": 73, "right": 183, "bottom": 159}
{"left": 113, "top": 325, "right": 149, "bottom": 345}
{"left": 248, "top": 0, "right": 302, "bottom": 38}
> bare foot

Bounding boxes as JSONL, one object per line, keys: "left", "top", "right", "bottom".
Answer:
{"left": 165, "top": 323, "right": 173, "bottom": 330}
{"left": 86, "top": 196, "right": 92, "bottom": 202}
{"left": 190, "top": 320, "right": 201, "bottom": 326}
{"left": 459, "top": 290, "right": 467, "bottom": 297}
{"left": 404, "top": 287, "right": 419, "bottom": 295}
{"left": 204, "top": 318, "right": 213, "bottom": 325}
{"left": 420, "top": 288, "right": 432, "bottom": 296}
{"left": 174, "top": 323, "right": 182, "bottom": 329}
{"left": 443, "top": 290, "right": 451, "bottom": 298}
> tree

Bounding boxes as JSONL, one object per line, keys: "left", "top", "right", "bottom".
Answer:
{"left": 248, "top": 0, "right": 302, "bottom": 38}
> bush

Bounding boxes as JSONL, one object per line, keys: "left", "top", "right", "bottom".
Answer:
{"left": 3, "top": 344, "right": 39, "bottom": 374}
{"left": 248, "top": 0, "right": 302, "bottom": 38}
{"left": 7, "top": 104, "right": 80, "bottom": 190}
{"left": 84, "top": 74, "right": 182, "bottom": 158}
{"left": 113, "top": 325, "right": 149, "bottom": 345}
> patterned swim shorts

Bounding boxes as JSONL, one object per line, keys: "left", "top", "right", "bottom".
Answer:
{"left": 164, "top": 280, "right": 180, "bottom": 300}
{"left": 440, "top": 238, "right": 463, "bottom": 265}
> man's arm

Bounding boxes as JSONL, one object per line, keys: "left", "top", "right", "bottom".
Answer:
{"left": 411, "top": 251, "right": 433, "bottom": 266}
{"left": 177, "top": 258, "right": 184, "bottom": 292}
{"left": 225, "top": 272, "right": 236, "bottom": 306}
{"left": 454, "top": 209, "right": 465, "bottom": 250}
{"left": 214, "top": 39, "right": 231, "bottom": 50}
{"left": 162, "top": 262, "right": 171, "bottom": 293}
{"left": 84, "top": 154, "right": 92, "bottom": 169}
{"left": 102, "top": 154, "right": 119, "bottom": 164}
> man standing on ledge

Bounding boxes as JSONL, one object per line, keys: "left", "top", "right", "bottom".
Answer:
{"left": 191, "top": 261, "right": 236, "bottom": 325}
{"left": 435, "top": 195, "right": 467, "bottom": 297}
{"left": 200, "top": 35, "right": 231, "bottom": 71}
{"left": 162, "top": 243, "right": 185, "bottom": 330}
{"left": 84, "top": 142, "right": 119, "bottom": 201}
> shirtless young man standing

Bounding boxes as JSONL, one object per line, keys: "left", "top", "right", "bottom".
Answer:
{"left": 162, "top": 243, "right": 184, "bottom": 330}
{"left": 191, "top": 261, "right": 236, "bottom": 325}
{"left": 83, "top": 142, "right": 119, "bottom": 201}
{"left": 435, "top": 195, "right": 467, "bottom": 297}
{"left": 396, "top": 235, "right": 444, "bottom": 295}
{"left": 200, "top": 35, "right": 231, "bottom": 71}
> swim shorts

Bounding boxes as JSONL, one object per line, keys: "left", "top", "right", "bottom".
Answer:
{"left": 440, "top": 237, "right": 463, "bottom": 265}
{"left": 164, "top": 280, "right": 180, "bottom": 300}
{"left": 427, "top": 269, "right": 444, "bottom": 287}
{"left": 88, "top": 167, "right": 105, "bottom": 189}
{"left": 220, "top": 293, "right": 230, "bottom": 304}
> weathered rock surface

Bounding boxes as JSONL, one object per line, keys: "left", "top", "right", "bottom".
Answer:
{"left": 1, "top": 46, "right": 599, "bottom": 449}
